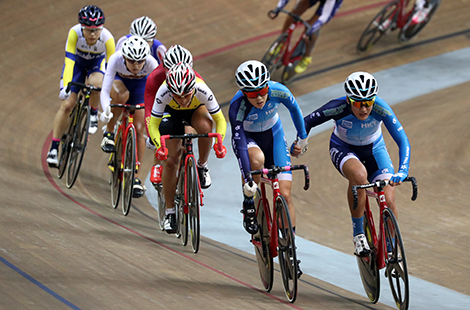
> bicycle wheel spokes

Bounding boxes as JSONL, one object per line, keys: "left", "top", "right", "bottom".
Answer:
{"left": 187, "top": 157, "right": 201, "bottom": 253}
{"left": 66, "top": 105, "right": 90, "bottom": 188}
{"left": 155, "top": 183, "right": 166, "bottom": 230}
{"left": 121, "top": 127, "right": 136, "bottom": 216}
{"left": 253, "top": 189, "right": 274, "bottom": 292}
{"left": 357, "top": 0, "right": 400, "bottom": 52}
{"left": 57, "top": 126, "right": 73, "bottom": 179}
{"left": 175, "top": 167, "right": 188, "bottom": 242}
{"left": 276, "top": 195, "right": 298, "bottom": 303}
{"left": 111, "top": 131, "right": 123, "bottom": 209}
{"left": 356, "top": 214, "right": 381, "bottom": 303}
{"left": 399, "top": 0, "right": 441, "bottom": 42}
{"left": 383, "top": 208, "right": 409, "bottom": 310}
{"left": 261, "top": 33, "right": 288, "bottom": 75}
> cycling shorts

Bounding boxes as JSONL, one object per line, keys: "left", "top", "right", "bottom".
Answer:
{"left": 114, "top": 75, "right": 148, "bottom": 106}
{"left": 65, "top": 56, "right": 105, "bottom": 93}
{"left": 159, "top": 106, "right": 201, "bottom": 136}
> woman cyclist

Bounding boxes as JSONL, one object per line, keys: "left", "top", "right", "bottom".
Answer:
{"left": 99, "top": 36, "right": 159, "bottom": 198}
{"left": 148, "top": 63, "right": 227, "bottom": 233}
{"left": 292, "top": 71, "right": 411, "bottom": 257}
{"left": 46, "top": 5, "right": 115, "bottom": 167}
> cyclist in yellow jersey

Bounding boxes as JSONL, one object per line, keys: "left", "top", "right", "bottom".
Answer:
{"left": 46, "top": 5, "right": 115, "bottom": 167}
{"left": 148, "top": 63, "right": 227, "bottom": 233}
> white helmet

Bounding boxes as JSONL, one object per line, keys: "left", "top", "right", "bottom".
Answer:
{"left": 163, "top": 44, "right": 193, "bottom": 70}
{"left": 130, "top": 16, "right": 157, "bottom": 41}
{"left": 344, "top": 71, "right": 379, "bottom": 100}
{"left": 121, "top": 35, "right": 150, "bottom": 62}
{"left": 166, "top": 62, "right": 196, "bottom": 96}
{"left": 235, "top": 60, "right": 270, "bottom": 91}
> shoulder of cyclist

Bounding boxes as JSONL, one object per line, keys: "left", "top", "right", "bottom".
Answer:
{"left": 371, "top": 96, "right": 410, "bottom": 143}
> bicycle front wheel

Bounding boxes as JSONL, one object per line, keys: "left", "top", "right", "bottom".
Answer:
{"left": 121, "top": 127, "right": 136, "bottom": 216}
{"left": 253, "top": 188, "right": 274, "bottom": 292}
{"left": 111, "top": 130, "right": 123, "bottom": 209}
{"left": 175, "top": 164, "right": 188, "bottom": 242}
{"left": 399, "top": 0, "right": 441, "bottom": 42}
{"left": 155, "top": 183, "right": 166, "bottom": 230}
{"left": 187, "top": 157, "right": 200, "bottom": 253}
{"left": 276, "top": 195, "right": 298, "bottom": 303}
{"left": 66, "top": 104, "right": 90, "bottom": 188}
{"left": 57, "top": 110, "right": 76, "bottom": 179}
{"left": 261, "top": 33, "right": 288, "bottom": 75}
{"left": 356, "top": 211, "right": 380, "bottom": 303}
{"left": 383, "top": 208, "right": 409, "bottom": 310}
{"left": 357, "top": 0, "right": 400, "bottom": 52}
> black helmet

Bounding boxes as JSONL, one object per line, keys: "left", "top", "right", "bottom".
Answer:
{"left": 78, "top": 5, "right": 105, "bottom": 27}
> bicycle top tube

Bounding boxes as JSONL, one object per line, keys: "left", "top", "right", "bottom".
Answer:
{"left": 66, "top": 81, "right": 101, "bottom": 94}
{"left": 249, "top": 164, "right": 310, "bottom": 191}
{"left": 351, "top": 176, "right": 418, "bottom": 210}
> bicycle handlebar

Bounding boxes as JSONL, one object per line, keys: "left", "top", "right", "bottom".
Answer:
{"left": 268, "top": 9, "right": 312, "bottom": 34}
{"left": 159, "top": 132, "right": 223, "bottom": 155}
{"left": 351, "top": 176, "right": 418, "bottom": 210}
{"left": 66, "top": 81, "right": 101, "bottom": 93}
{"left": 250, "top": 164, "right": 310, "bottom": 191}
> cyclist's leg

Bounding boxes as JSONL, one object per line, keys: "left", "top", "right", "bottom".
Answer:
{"left": 281, "top": 0, "right": 311, "bottom": 33}
{"left": 86, "top": 57, "right": 105, "bottom": 111}
{"left": 133, "top": 108, "right": 146, "bottom": 181}
{"left": 190, "top": 105, "right": 213, "bottom": 188}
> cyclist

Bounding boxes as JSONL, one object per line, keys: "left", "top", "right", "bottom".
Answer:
{"left": 268, "top": 0, "right": 343, "bottom": 74}
{"left": 99, "top": 35, "right": 159, "bottom": 198}
{"left": 116, "top": 16, "right": 167, "bottom": 65}
{"left": 46, "top": 5, "right": 115, "bottom": 167}
{"left": 148, "top": 62, "right": 227, "bottom": 233}
{"left": 143, "top": 45, "right": 203, "bottom": 186}
{"left": 229, "top": 60, "right": 308, "bottom": 238}
{"left": 292, "top": 71, "right": 411, "bottom": 257}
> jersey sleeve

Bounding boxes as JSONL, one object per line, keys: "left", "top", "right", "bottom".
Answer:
{"left": 61, "top": 28, "right": 79, "bottom": 89}
{"left": 275, "top": 85, "right": 307, "bottom": 139}
{"left": 304, "top": 98, "right": 348, "bottom": 135}
{"left": 100, "top": 53, "right": 118, "bottom": 111}
{"left": 148, "top": 84, "right": 170, "bottom": 148}
{"left": 144, "top": 66, "right": 166, "bottom": 137}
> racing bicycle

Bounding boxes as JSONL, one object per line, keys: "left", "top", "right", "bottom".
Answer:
{"left": 250, "top": 164, "right": 310, "bottom": 303}
{"left": 57, "top": 82, "right": 101, "bottom": 189}
{"left": 357, "top": 0, "right": 441, "bottom": 52}
{"left": 352, "top": 176, "right": 418, "bottom": 310}
{"left": 159, "top": 132, "right": 224, "bottom": 253}
{"left": 261, "top": 9, "right": 312, "bottom": 85}
{"left": 109, "top": 103, "right": 145, "bottom": 216}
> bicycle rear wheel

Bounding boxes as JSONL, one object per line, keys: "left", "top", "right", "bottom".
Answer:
{"left": 261, "top": 33, "right": 288, "bottom": 75}
{"left": 383, "top": 208, "right": 409, "bottom": 310}
{"left": 66, "top": 104, "right": 90, "bottom": 188}
{"left": 357, "top": 0, "right": 400, "bottom": 52}
{"left": 399, "top": 0, "right": 440, "bottom": 42}
{"left": 121, "top": 127, "right": 136, "bottom": 216}
{"left": 253, "top": 188, "right": 274, "bottom": 292}
{"left": 356, "top": 211, "right": 380, "bottom": 303}
{"left": 276, "top": 195, "right": 298, "bottom": 303}
{"left": 111, "top": 130, "right": 123, "bottom": 209}
{"left": 187, "top": 157, "right": 200, "bottom": 253}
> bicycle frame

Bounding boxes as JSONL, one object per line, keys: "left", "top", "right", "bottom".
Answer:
{"left": 395, "top": 0, "right": 414, "bottom": 30}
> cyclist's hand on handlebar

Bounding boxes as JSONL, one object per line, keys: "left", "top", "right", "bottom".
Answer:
{"left": 213, "top": 144, "right": 227, "bottom": 159}
{"left": 268, "top": 8, "right": 280, "bottom": 19}
{"left": 59, "top": 87, "right": 71, "bottom": 100}
{"left": 145, "top": 137, "right": 156, "bottom": 150}
{"left": 390, "top": 171, "right": 407, "bottom": 186}
{"left": 243, "top": 182, "right": 258, "bottom": 197}
{"left": 290, "top": 138, "right": 308, "bottom": 158}
{"left": 100, "top": 106, "right": 114, "bottom": 124}
{"left": 156, "top": 147, "right": 168, "bottom": 160}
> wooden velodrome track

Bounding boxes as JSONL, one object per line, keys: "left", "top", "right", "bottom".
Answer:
{"left": 1, "top": 0, "right": 469, "bottom": 309}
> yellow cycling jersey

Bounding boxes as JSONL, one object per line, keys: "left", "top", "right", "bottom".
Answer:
{"left": 149, "top": 78, "right": 227, "bottom": 148}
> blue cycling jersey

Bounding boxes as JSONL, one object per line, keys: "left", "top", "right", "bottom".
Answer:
{"left": 229, "top": 81, "right": 307, "bottom": 182}
{"left": 304, "top": 96, "right": 411, "bottom": 174}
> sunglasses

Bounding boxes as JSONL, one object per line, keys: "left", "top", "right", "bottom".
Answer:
{"left": 348, "top": 96, "right": 376, "bottom": 108}
{"left": 125, "top": 58, "right": 145, "bottom": 65}
{"left": 81, "top": 26, "right": 103, "bottom": 34}
{"left": 243, "top": 86, "right": 269, "bottom": 99}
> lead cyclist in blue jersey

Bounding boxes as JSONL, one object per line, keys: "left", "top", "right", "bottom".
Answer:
{"left": 292, "top": 71, "right": 411, "bottom": 257}
{"left": 229, "top": 60, "right": 308, "bottom": 247}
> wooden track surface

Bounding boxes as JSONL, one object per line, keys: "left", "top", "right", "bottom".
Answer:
{"left": 0, "top": 0, "right": 469, "bottom": 309}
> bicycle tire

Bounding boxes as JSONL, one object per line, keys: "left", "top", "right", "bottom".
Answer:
{"left": 356, "top": 211, "right": 381, "bottom": 303}
{"left": 261, "top": 33, "right": 288, "bottom": 75}
{"left": 398, "top": 0, "right": 440, "bottom": 42}
{"left": 66, "top": 104, "right": 90, "bottom": 188}
{"left": 175, "top": 162, "right": 188, "bottom": 242}
{"left": 253, "top": 188, "right": 274, "bottom": 292}
{"left": 276, "top": 195, "right": 298, "bottom": 303}
{"left": 121, "top": 127, "right": 136, "bottom": 216}
{"left": 187, "top": 157, "right": 200, "bottom": 253}
{"left": 383, "top": 208, "right": 409, "bottom": 310}
{"left": 57, "top": 109, "right": 76, "bottom": 179}
{"left": 357, "top": 0, "right": 400, "bottom": 52}
{"left": 111, "top": 130, "right": 123, "bottom": 209}
{"left": 155, "top": 183, "right": 166, "bottom": 231}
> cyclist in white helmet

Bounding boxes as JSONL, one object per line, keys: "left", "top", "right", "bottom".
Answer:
{"left": 148, "top": 62, "right": 227, "bottom": 234}
{"left": 99, "top": 35, "right": 159, "bottom": 198}
{"left": 292, "top": 71, "right": 411, "bottom": 257}
{"left": 116, "top": 16, "right": 167, "bottom": 65}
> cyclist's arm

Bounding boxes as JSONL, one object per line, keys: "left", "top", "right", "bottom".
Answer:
{"left": 304, "top": 98, "right": 348, "bottom": 135}
{"left": 115, "top": 35, "right": 128, "bottom": 53}
{"left": 99, "top": 53, "right": 118, "bottom": 112}
{"left": 307, "top": 0, "right": 341, "bottom": 35}
{"left": 279, "top": 89, "right": 308, "bottom": 139}
{"left": 149, "top": 115, "right": 163, "bottom": 149}
{"left": 275, "top": 0, "right": 290, "bottom": 10}
{"left": 61, "top": 28, "right": 79, "bottom": 89}
{"left": 144, "top": 65, "right": 166, "bottom": 137}
{"left": 103, "top": 30, "right": 116, "bottom": 64}
{"left": 154, "top": 41, "right": 167, "bottom": 65}
{"left": 149, "top": 84, "right": 169, "bottom": 149}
